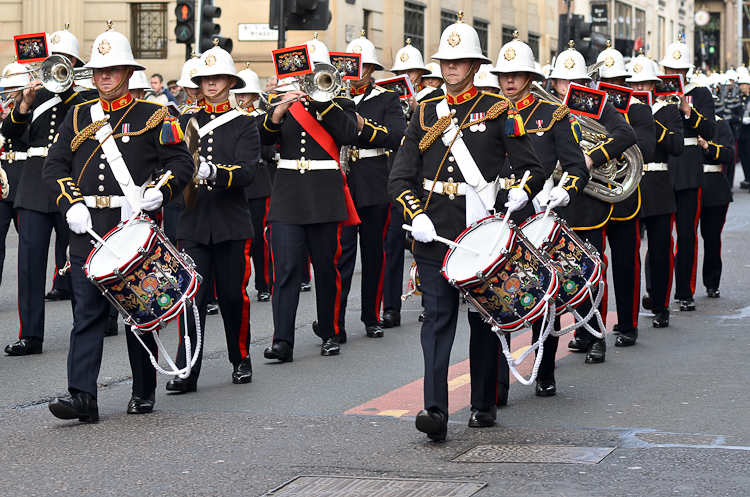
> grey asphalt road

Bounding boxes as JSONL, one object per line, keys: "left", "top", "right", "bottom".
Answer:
{"left": 1, "top": 170, "right": 750, "bottom": 496}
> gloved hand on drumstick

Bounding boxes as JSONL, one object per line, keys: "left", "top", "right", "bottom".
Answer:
{"left": 140, "top": 187, "right": 164, "bottom": 211}
{"left": 743, "top": 116, "right": 750, "bottom": 125}
{"left": 547, "top": 186, "right": 570, "bottom": 210}
{"left": 411, "top": 213, "right": 437, "bottom": 243}
{"left": 197, "top": 156, "right": 217, "bottom": 181}
{"left": 504, "top": 187, "right": 529, "bottom": 213}
{"left": 66, "top": 202, "right": 92, "bottom": 235}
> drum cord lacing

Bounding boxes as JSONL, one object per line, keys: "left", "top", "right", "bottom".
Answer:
{"left": 554, "top": 278, "right": 606, "bottom": 339}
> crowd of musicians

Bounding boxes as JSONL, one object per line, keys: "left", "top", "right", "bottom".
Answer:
{"left": 0, "top": 16, "right": 739, "bottom": 437}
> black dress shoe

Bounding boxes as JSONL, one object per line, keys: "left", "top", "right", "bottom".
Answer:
{"left": 45, "top": 289, "right": 70, "bottom": 301}
{"left": 707, "top": 288, "right": 720, "bottom": 298}
{"left": 300, "top": 281, "right": 312, "bottom": 292}
{"left": 257, "top": 290, "right": 271, "bottom": 302}
{"left": 5, "top": 337, "right": 43, "bottom": 356}
{"left": 585, "top": 339, "right": 606, "bottom": 364}
{"left": 232, "top": 357, "right": 253, "bottom": 384}
{"left": 652, "top": 308, "right": 670, "bottom": 328}
{"left": 468, "top": 405, "right": 497, "bottom": 428}
{"left": 642, "top": 293, "right": 652, "bottom": 310}
{"left": 535, "top": 381, "right": 556, "bottom": 397}
{"left": 49, "top": 392, "right": 98, "bottom": 423}
{"left": 127, "top": 393, "right": 155, "bottom": 414}
{"left": 380, "top": 309, "right": 401, "bottom": 328}
{"left": 321, "top": 335, "right": 340, "bottom": 356}
{"left": 165, "top": 373, "right": 198, "bottom": 393}
{"left": 365, "top": 324, "right": 384, "bottom": 338}
{"left": 497, "top": 383, "right": 509, "bottom": 407}
{"left": 567, "top": 337, "right": 587, "bottom": 352}
{"left": 740, "top": 180, "right": 750, "bottom": 190}
{"left": 206, "top": 299, "right": 219, "bottom": 315}
{"left": 615, "top": 329, "right": 638, "bottom": 347}
{"left": 264, "top": 341, "right": 293, "bottom": 362}
{"left": 105, "top": 316, "right": 119, "bottom": 337}
{"left": 415, "top": 408, "right": 448, "bottom": 442}
{"left": 312, "top": 320, "right": 347, "bottom": 343}
{"left": 418, "top": 311, "right": 425, "bottom": 322}
{"left": 612, "top": 323, "right": 620, "bottom": 334}
{"left": 680, "top": 298, "right": 695, "bottom": 311}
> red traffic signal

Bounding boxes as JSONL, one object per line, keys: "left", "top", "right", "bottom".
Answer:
{"left": 175, "top": 1, "right": 194, "bottom": 20}
{"left": 175, "top": 1, "right": 195, "bottom": 44}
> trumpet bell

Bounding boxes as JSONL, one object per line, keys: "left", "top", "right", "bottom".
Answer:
{"left": 300, "top": 63, "right": 341, "bottom": 102}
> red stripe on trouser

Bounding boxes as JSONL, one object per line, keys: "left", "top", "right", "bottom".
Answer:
{"left": 631, "top": 219, "right": 642, "bottom": 329}
{"left": 332, "top": 222, "right": 344, "bottom": 335}
{"left": 263, "top": 196, "right": 271, "bottom": 285}
{"left": 665, "top": 213, "right": 675, "bottom": 310}
{"left": 374, "top": 209, "right": 391, "bottom": 320}
{"left": 268, "top": 224, "right": 275, "bottom": 297}
{"left": 238, "top": 238, "right": 253, "bottom": 358}
{"left": 690, "top": 188, "right": 702, "bottom": 295}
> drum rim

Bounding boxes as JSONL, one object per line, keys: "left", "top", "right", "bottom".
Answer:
{"left": 84, "top": 218, "right": 156, "bottom": 280}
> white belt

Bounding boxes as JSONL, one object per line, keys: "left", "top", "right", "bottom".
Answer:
{"left": 684, "top": 137, "right": 698, "bottom": 146}
{"left": 83, "top": 195, "right": 125, "bottom": 209}
{"left": 27, "top": 147, "right": 49, "bottom": 157}
{"left": 424, "top": 178, "right": 467, "bottom": 196}
{"left": 0, "top": 151, "right": 28, "bottom": 161}
{"left": 703, "top": 164, "right": 723, "bottom": 173}
{"left": 351, "top": 147, "right": 386, "bottom": 159}
{"left": 644, "top": 162, "right": 668, "bottom": 172}
{"left": 277, "top": 159, "right": 339, "bottom": 172}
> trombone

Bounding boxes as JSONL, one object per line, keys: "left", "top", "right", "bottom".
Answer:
{"left": 260, "top": 63, "right": 343, "bottom": 109}
{"left": 0, "top": 55, "right": 92, "bottom": 96}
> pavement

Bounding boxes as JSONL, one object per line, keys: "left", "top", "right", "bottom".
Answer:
{"left": 1, "top": 170, "right": 750, "bottom": 496}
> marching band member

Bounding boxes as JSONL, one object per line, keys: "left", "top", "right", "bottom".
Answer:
{"left": 167, "top": 41, "right": 260, "bottom": 392}
{"left": 260, "top": 34, "right": 359, "bottom": 361}
{"left": 335, "top": 33, "right": 406, "bottom": 341}
{"left": 43, "top": 22, "right": 194, "bottom": 421}
{"left": 423, "top": 62, "right": 444, "bottom": 90}
{"left": 597, "top": 44, "right": 655, "bottom": 347}
{"left": 474, "top": 64, "right": 500, "bottom": 95}
{"left": 232, "top": 64, "right": 274, "bottom": 303}
{"left": 660, "top": 37, "right": 716, "bottom": 312}
{"left": 627, "top": 53, "right": 684, "bottom": 329}
{"left": 548, "top": 42, "right": 636, "bottom": 364}
{"left": 128, "top": 70, "right": 151, "bottom": 100}
{"left": 389, "top": 13, "right": 544, "bottom": 440}
{"left": 3, "top": 24, "right": 85, "bottom": 356}
{"left": 491, "top": 32, "right": 589, "bottom": 397}
{"left": 736, "top": 75, "right": 750, "bottom": 190}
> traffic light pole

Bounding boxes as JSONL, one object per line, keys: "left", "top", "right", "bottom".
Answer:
{"left": 186, "top": 42, "right": 192, "bottom": 61}
{"left": 277, "top": 0, "right": 286, "bottom": 49}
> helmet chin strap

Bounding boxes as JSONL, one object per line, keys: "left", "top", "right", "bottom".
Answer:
{"left": 204, "top": 79, "right": 233, "bottom": 103}
{"left": 445, "top": 60, "right": 478, "bottom": 93}
{"left": 94, "top": 70, "right": 129, "bottom": 97}
{"left": 504, "top": 74, "right": 532, "bottom": 103}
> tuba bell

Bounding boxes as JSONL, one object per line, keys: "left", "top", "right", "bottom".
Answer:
{"left": 531, "top": 81, "right": 643, "bottom": 202}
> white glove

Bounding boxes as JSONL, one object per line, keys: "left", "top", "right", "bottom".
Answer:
{"left": 140, "top": 187, "right": 164, "bottom": 211}
{"left": 504, "top": 187, "right": 529, "bottom": 213}
{"left": 547, "top": 186, "right": 571, "bottom": 209}
{"left": 743, "top": 117, "right": 750, "bottom": 125}
{"left": 66, "top": 202, "right": 92, "bottom": 235}
{"left": 411, "top": 213, "right": 436, "bottom": 243}
{"left": 197, "top": 156, "right": 217, "bottom": 181}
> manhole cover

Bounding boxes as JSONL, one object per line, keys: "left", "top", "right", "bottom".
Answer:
{"left": 452, "top": 444, "right": 615, "bottom": 464}
{"left": 264, "top": 475, "right": 486, "bottom": 496}
{"left": 637, "top": 433, "right": 719, "bottom": 446}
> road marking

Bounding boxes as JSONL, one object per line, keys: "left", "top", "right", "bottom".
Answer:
{"left": 376, "top": 410, "right": 410, "bottom": 418}
{"left": 448, "top": 374, "right": 471, "bottom": 391}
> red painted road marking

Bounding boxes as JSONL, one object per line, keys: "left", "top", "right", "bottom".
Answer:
{"left": 345, "top": 312, "right": 616, "bottom": 417}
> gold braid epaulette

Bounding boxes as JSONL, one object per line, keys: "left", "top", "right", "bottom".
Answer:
{"left": 525, "top": 104, "right": 571, "bottom": 133}
{"left": 70, "top": 105, "right": 169, "bottom": 152}
{"left": 418, "top": 115, "right": 451, "bottom": 152}
{"left": 71, "top": 118, "right": 107, "bottom": 151}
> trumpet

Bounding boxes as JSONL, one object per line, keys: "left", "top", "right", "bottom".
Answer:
{"left": 260, "top": 63, "right": 343, "bottom": 108}
{"left": 0, "top": 55, "right": 92, "bottom": 96}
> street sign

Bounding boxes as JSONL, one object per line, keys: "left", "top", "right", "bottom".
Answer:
{"left": 238, "top": 23, "right": 279, "bottom": 41}
{"left": 591, "top": 4, "right": 608, "bottom": 25}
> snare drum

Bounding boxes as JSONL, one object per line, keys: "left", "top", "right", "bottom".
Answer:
{"left": 520, "top": 211, "right": 604, "bottom": 314}
{"left": 442, "top": 215, "right": 559, "bottom": 333}
{"left": 84, "top": 218, "right": 202, "bottom": 332}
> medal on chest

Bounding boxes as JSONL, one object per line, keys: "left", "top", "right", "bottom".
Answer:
{"left": 469, "top": 112, "right": 486, "bottom": 132}
{"left": 535, "top": 119, "right": 544, "bottom": 136}
{"left": 121, "top": 123, "right": 130, "bottom": 143}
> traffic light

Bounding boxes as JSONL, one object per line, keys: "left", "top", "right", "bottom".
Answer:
{"left": 571, "top": 15, "right": 593, "bottom": 61}
{"left": 174, "top": 1, "right": 195, "bottom": 44}
{"left": 287, "top": 0, "right": 331, "bottom": 31}
{"left": 198, "top": 0, "right": 233, "bottom": 53}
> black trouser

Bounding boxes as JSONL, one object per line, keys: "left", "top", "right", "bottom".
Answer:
{"left": 338, "top": 203, "right": 390, "bottom": 329}
{"left": 607, "top": 217, "right": 641, "bottom": 333}
{"left": 571, "top": 226, "right": 608, "bottom": 345}
{"left": 50, "top": 228, "right": 71, "bottom": 294}
{"left": 162, "top": 201, "right": 181, "bottom": 243}
{"left": 700, "top": 204, "right": 729, "bottom": 291}
{"left": 738, "top": 137, "right": 750, "bottom": 182}
{"left": 176, "top": 238, "right": 252, "bottom": 376}
{"left": 726, "top": 141, "right": 737, "bottom": 188}
{"left": 270, "top": 221, "right": 342, "bottom": 345}
{"left": 415, "top": 255, "right": 506, "bottom": 416}
{"left": 68, "top": 255, "right": 157, "bottom": 399}
{"left": 643, "top": 213, "right": 675, "bottom": 312}
{"left": 528, "top": 316, "right": 561, "bottom": 385}
{"left": 249, "top": 197, "right": 271, "bottom": 292}
{"left": 673, "top": 188, "right": 701, "bottom": 300}
{"left": 16, "top": 208, "right": 74, "bottom": 340}
{"left": 0, "top": 201, "right": 18, "bottom": 286}
{"left": 382, "top": 203, "right": 405, "bottom": 313}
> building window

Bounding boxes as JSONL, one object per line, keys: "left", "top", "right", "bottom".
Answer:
{"left": 615, "top": 1, "right": 632, "bottom": 40}
{"left": 502, "top": 27, "right": 515, "bottom": 45}
{"left": 635, "top": 8, "right": 646, "bottom": 42}
{"left": 474, "top": 19, "right": 489, "bottom": 57}
{"left": 528, "top": 33, "right": 540, "bottom": 60}
{"left": 404, "top": 1, "right": 425, "bottom": 55}
{"left": 131, "top": 3, "right": 168, "bottom": 59}
{"left": 658, "top": 16, "right": 665, "bottom": 61}
{"left": 441, "top": 10, "right": 457, "bottom": 34}
{"left": 363, "top": 9, "right": 372, "bottom": 38}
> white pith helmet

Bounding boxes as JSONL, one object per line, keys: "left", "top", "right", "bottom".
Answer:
{"left": 736, "top": 65, "right": 749, "bottom": 78}
{"left": 626, "top": 52, "right": 660, "bottom": 83}
{"left": 191, "top": 39, "right": 245, "bottom": 89}
{"left": 424, "top": 61, "right": 442, "bottom": 79}
{"left": 231, "top": 63, "right": 262, "bottom": 94}
{"left": 306, "top": 32, "right": 331, "bottom": 65}
{"left": 390, "top": 39, "right": 428, "bottom": 72}
{"left": 128, "top": 70, "right": 150, "bottom": 90}
{"left": 346, "top": 31, "right": 384, "bottom": 71}
{"left": 491, "top": 31, "right": 546, "bottom": 80}
{"left": 431, "top": 11, "right": 492, "bottom": 64}
{"left": 49, "top": 23, "right": 81, "bottom": 61}
{"left": 597, "top": 40, "right": 629, "bottom": 79}
{"left": 0, "top": 61, "right": 31, "bottom": 89}
{"left": 737, "top": 73, "right": 750, "bottom": 85}
{"left": 85, "top": 21, "right": 145, "bottom": 70}
{"left": 660, "top": 35, "right": 693, "bottom": 70}
{"left": 474, "top": 64, "right": 500, "bottom": 89}
{"left": 725, "top": 68, "right": 738, "bottom": 82}
{"left": 177, "top": 54, "right": 201, "bottom": 89}
{"left": 548, "top": 41, "right": 591, "bottom": 81}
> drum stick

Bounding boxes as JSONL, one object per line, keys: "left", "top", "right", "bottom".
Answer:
{"left": 489, "top": 170, "right": 530, "bottom": 254}
{"left": 533, "top": 171, "right": 568, "bottom": 244}
{"left": 125, "top": 170, "right": 173, "bottom": 226}
{"left": 401, "top": 224, "right": 480, "bottom": 255}
{"left": 87, "top": 228, "right": 122, "bottom": 259}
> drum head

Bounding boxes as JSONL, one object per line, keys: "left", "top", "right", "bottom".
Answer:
{"left": 444, "top": 220, "right": 511, "bottom": 282}
{"left": 87, "top": 220, "right": 153, "bottom": 278}
{"left": 520, "top": 214, "right": 557, "bottom": 248}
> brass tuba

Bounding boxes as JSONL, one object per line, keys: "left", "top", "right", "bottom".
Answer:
{"left": 531, "top": 82, "right": 642, "bottom": 202}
